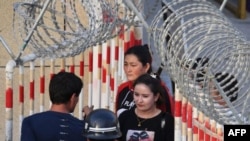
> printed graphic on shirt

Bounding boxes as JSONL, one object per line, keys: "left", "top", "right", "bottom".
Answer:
{"left": 122, "top": 100, "right": 135, "bottom": 110}
{"left": 126, "top": 130, "right": 154, "bottom": 141}
{"left": 117, "top": 100, "right": 135, "bottom": 117}
{"left": 119, "top": 90, "right": 135, "bottom": 112}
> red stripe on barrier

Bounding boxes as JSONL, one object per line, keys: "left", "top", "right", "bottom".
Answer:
{"left": 89, "top": 52, "right": 93, "bottom": 72}
{"left": 80, "top": 61, "right": 84, "bottom": 76}
{"left": 205, "top": 120, "right": 211, "bottom": 141}
{"left": 130, "top": 30, "right": 135, "bottom": 47}
{"left": 102, "top": 68, "right": 107, "bottom": 83}
{"left": 107, "top": 46, "right": 110, "bottom": 64}
{"left": 211, "top": 135, "right": 216, "bottom": 141}
{"left": 70, "top": 65, "right": 75, "bottom": 73}
{"left": 187, "top": 104, "right": 192, "bottom": 128}
{"left": 199, "top": 127, "right": 204, "bottom": 141}
{"left": 124, "top": 41, "right": 129, "bottom": 52}
{"left": 110, "top": 77, "right": 114, "bottom": 91}
{"left": 6, "top": 88, "right": 13, "bottom": 108}
{"left": 193, "top": 124, "right": 198, "bottom": 134}
{"left": 115, "top": 45, "right": 119, "bottom": 60}
{"left": 98, "top": 53, "right": 102, "bottom": 68}
{"left": 30, "top": 81, "right": 34, "bottom": 100}
{"left": 40, "top": 76, "right": 45, "bottom": 93}
{"left": 175, "top": 101, "right": 181, "bottom": 117}
{"left": 182, "top": 102, "right": 187, "bottom": 122}
{"left": 19, "top": 85, "right": 24, "bottom": 103}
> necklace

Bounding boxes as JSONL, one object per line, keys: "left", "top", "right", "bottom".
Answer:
{"left": 136, "top": 116, "right": 147, "bottom": 127}
{"left": 135, "top": 108, "right": 159, "bottom": 127}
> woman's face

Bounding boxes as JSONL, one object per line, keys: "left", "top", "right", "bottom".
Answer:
{"left": 124, "top": 54, "right": 149, "bottom": 82}
{"left": 133, "top": 83, "right": 158, "bottom": 111}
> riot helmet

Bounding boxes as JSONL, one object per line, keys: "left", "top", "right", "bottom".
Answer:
{"left": 83, "top": 108, "right": 122, "bottom": 140}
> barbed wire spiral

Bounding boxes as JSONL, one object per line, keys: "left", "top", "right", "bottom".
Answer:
{"left": 148, "top": 0, "right": 250, "bottom": 124}
{"left": 12, "top": 0, "right": 140, "bottom": 58}
{"left": 11, "top": 0, "right": 250, "bottom": 124}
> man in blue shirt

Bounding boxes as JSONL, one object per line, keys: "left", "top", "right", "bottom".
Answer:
{"left": 21, "top": 71, "right": 86, "bottom": 141}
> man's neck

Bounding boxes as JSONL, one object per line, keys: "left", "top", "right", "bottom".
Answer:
{"left": 50, "top": 104, "right": 70, "bottom": 113}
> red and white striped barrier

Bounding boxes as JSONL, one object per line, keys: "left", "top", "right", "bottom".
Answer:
{"left": 174, "top": 86, "right": 224, "bottom": 141}
{"left": 4, "top": 20, "right": 225, "bottom": 141}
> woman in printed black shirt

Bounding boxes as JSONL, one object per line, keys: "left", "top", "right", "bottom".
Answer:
{"left": 118, "top": 73, "right": 174, "bottom": 141}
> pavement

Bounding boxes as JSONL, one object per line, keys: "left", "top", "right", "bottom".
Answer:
{"left": 213, "top": 0, "right": 250, "bottom": 41}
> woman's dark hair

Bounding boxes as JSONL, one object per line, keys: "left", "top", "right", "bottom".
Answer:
{"left": 125, "top": 44, "right": 152, "bottom": 74}
{"left": 214, "top": 72, "right": 238, "bottom": 102}
{"left": 133, "top": 73, "right": 165, "bottom": 106}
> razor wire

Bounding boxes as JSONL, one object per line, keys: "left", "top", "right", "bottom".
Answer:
{"left": 147, "top": 0, "right": 250, "bottom": 124}
{"left": 8, "top": 0, "right": 250, "bottom": 125}
{"left": 11, "top": 0, "right": 142, "bottom": 59}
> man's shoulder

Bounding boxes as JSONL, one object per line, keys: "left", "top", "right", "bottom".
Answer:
{"left": 23, "top": 111, "right": 51, "bottom": 121}
{"left": 23, "top": 111, "right": 83, "bottom": 126}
